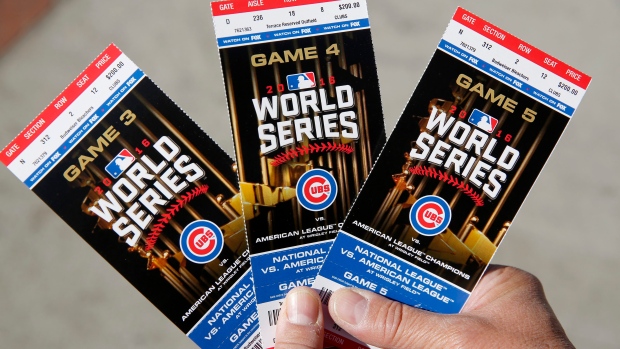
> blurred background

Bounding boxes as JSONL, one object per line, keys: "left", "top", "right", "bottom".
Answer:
{"left": 0, "top": 0, "right": 618, "bottom": 348}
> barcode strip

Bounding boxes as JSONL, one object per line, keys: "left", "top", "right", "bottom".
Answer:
{"left": 319, "top": 287, "right": 333, "bottom": 305}
{"left": 244, "top": 335, "right": 262, "bottom": 349}
{"left": 267, "top": 308, "right": 281, "bottom": 326}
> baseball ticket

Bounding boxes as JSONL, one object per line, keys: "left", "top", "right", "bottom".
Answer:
{"left": 313, "top": 7, "right": 591, "bottom": 348}
{"left": 211, "top": 0, "right": 386, "bottom": 347}
{"left": 1, "top": 44, "right": 261, "bottom": 349}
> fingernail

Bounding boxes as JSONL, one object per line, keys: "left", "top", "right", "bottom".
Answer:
{"left": 286, "top": 290, "right": 320, "bottom": 325}
{"left": 333, "top": 289, "right": 368, "bottom": 325}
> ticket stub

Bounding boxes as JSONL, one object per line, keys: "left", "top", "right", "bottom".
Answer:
{"left": 1, "top": 44, "right": 262, "bottom": 349}
{"left": 313, "top": 7, "right": 591, "bottom": 348}
{"left": 211, "top": 1, "right": 386, "bottom": 347}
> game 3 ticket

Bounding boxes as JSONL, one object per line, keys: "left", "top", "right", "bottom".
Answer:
{"left": 1, "top": 44, "right": 262, "bottom": 349}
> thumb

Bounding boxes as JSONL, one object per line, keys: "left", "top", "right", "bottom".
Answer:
{"left": 328, "top": 288, "right": 465, "bottom": 349}
{"left": 275, "top": 287, "right": 324, "bottom": 349}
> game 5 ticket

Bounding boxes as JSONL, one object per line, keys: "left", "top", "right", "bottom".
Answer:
{"left": 211, "top": 0, "right": 386, "bottom": 347}
{"left": 313, "top": 7, "right": 591, "bottom": 348}
{"left": 1, "top": 44, "right": 262, "bottom": 349}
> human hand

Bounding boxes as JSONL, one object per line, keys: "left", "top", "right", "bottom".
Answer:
{"left": 274, "top": 265, "right": 574, "bottom": 348}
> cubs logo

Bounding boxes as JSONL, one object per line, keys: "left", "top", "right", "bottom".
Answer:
{"left": 409, "top": 195, "right": 451, "bottom": 236}
{"left": 296, "top": 169, "right": 338, "bottom": 211}
{"left": 179, "top": 220, "right": 224, "bottom": 264}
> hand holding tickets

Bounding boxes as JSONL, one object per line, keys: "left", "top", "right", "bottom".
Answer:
{"left": 276, "top": 266, "right": 574, "bottom": 349}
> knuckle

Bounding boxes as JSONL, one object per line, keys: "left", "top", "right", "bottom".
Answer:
{"left": 523, "top": 272, "right": 544, "bottom": 290}
{"left": 382, "top": 307, "right": 474, "bottom": 349}
{"left": 494, "top": 266, "right": 545, "bottom": 294}
{"left": 510, "top": 268, "right": 545, "bottom": 294}
{"left": 375, "top": 300, "right": 411, "bottom": 347}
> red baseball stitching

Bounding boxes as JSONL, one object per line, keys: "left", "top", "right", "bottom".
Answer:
{"left": 270, "top": 142, "right": 354, "bottom": 167}
{"left": 144, "top": 184, "right": 209, "bottom": 251}
{"left": 409, "top": 165, "right": 485, "bottom": 207}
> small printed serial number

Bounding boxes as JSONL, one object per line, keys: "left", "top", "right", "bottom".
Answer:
{"left": 234, "top": 27, "right": 252, "bottom": 33}
{"left": 459, "top": 41, "right": 477, "bottom": 53}
{"left": 32, "top": 151, "right": 47, "bottom": 166}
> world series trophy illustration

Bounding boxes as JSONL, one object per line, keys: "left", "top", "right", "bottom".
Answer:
{"left": 222, "top": 32, "right": 380, "bottom": 245}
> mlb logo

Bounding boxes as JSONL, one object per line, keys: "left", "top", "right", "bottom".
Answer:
{"left": 105, "top": 149, "right": 136, "bottom": 179}
{"left": 468, "top": 109, "right": 498, "bottom": 133}
{"left": 286, "top": 72, "right": 316, "bottom": 91}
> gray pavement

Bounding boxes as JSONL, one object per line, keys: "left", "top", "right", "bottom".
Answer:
{"left": 0, "top": 0, "right": 618, "bottom": 348}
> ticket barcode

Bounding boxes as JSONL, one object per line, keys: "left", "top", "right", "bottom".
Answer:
{"left": 267, "top": 308, "right": 281, "bottom": 327}
{"left": 242, "top": 334, "right": 262, "bottom": 349}
{"left": 319, "top": 287, "right": 333, "bottom": 306}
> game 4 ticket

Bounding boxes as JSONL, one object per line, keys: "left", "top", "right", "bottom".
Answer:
{"left": 211, "top": 0, "right": 386, "bottom": 347}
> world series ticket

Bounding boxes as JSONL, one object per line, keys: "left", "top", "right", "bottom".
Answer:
{"left": 211, "top": 0, "right": 386, "bottom": 347}
{"left": 313, "top": 7, "right": 591, "bottom": 348}
{"left": 1, "top": 44, "right": 262, "bottom": 349}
